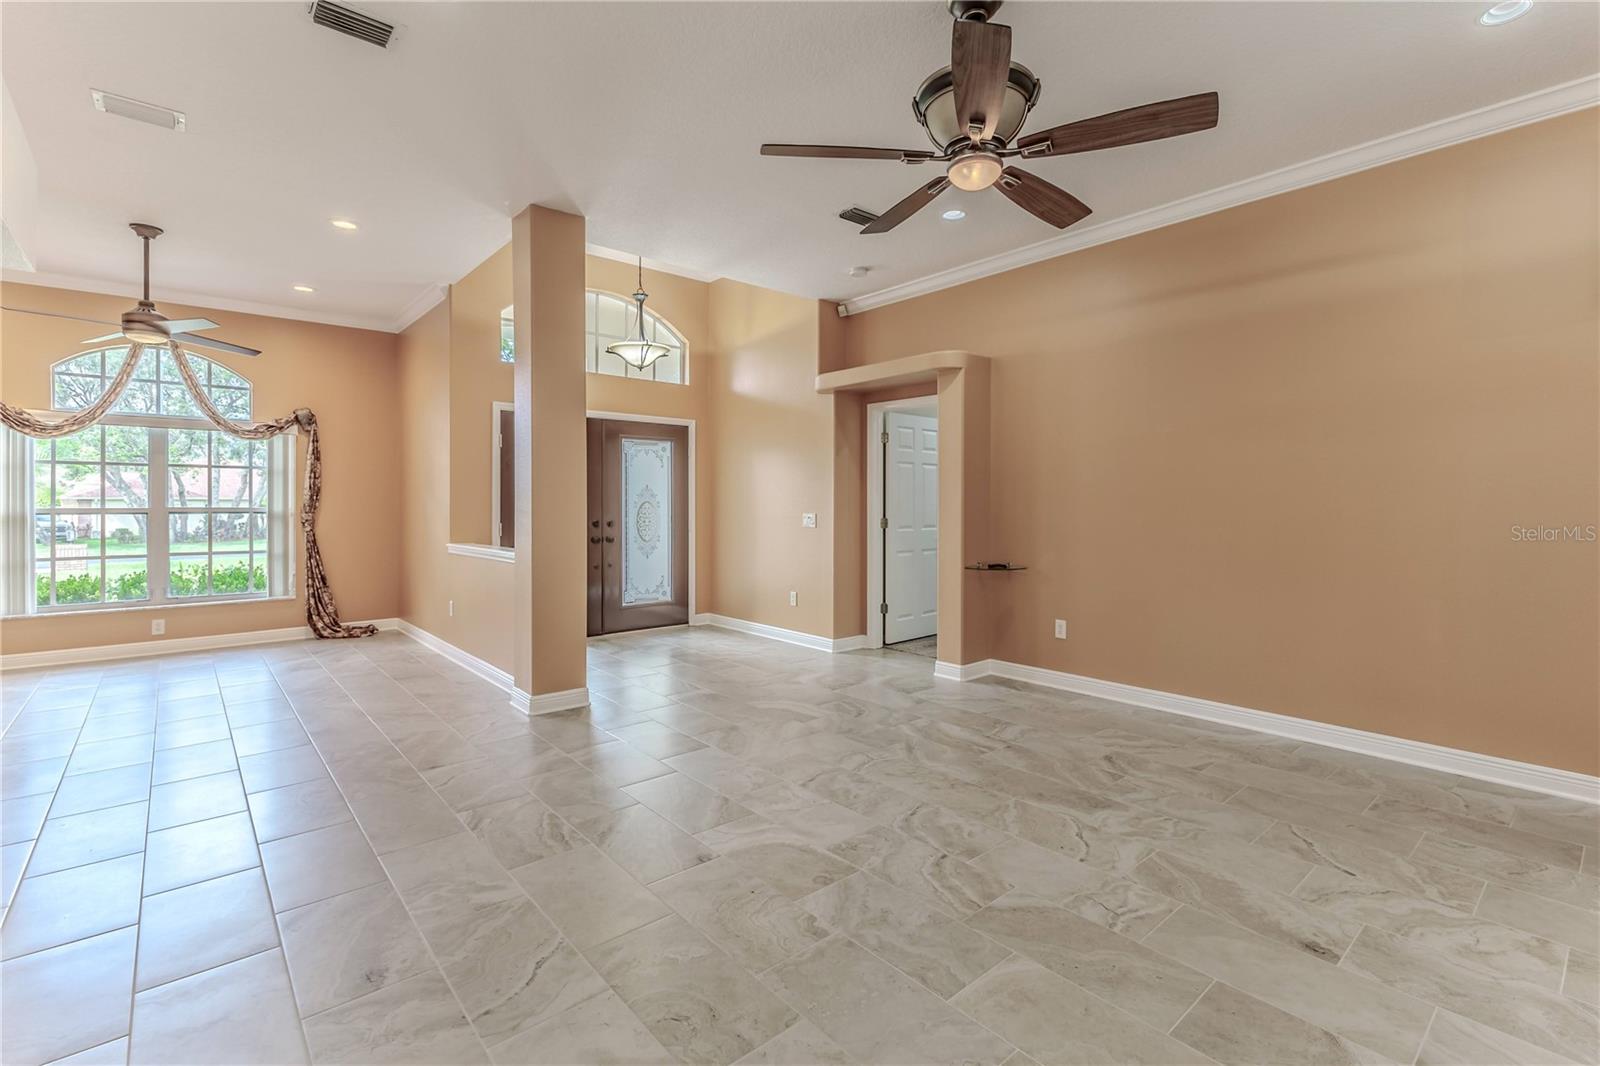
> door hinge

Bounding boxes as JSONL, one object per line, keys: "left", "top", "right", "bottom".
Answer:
{"left": 881, "top": 431, "right": 889, "bottom": 444}
{"left": 879, "top": 602, "right": 888, "bottom": 615}
{"left": 879, "top": 516, "right": 888, "bottom": 530}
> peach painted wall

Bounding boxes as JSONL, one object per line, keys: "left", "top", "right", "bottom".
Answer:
{"left": 0, "top": 281, "right": 402, "bottom": 654}
{"left": 705, "top": 278, "right": 838, "bottom": 635}
{"left": 397, "top": 297, "right": 515, "bottom": 672}
{"left": 434, "top": 246, "right": 717, "bottom": 604}
{"left": 449, "top": 244, "right": 515, "bottom": 546}
{"left": 400, "top": 248, "right": 721, "bottom": 672}
{"left": 840, "top": 112, "right": 1600, "bottom": 773}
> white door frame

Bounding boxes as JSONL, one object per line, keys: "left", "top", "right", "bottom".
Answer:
{"left": 490, "top": 401, "right": 514, "bottom": 548}
{"left": 586, "top": 409, "right": 697, "bottom": 621}
{"left": 866, "top": 396, "right": 938, "bottom": 650}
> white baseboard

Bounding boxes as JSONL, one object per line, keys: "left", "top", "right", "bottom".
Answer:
{"left": 933, "top": 659, "right": 988, "bottom": 682}
{"left": 960, "top": 658, "right": 1598, "bottom": 805}
{"left": 691, "top": 613, "right": 865, "bottom": 654}
{"left": 510, "top": 686, "right": 590, "bottom": 716}
{"left": 392, "top": 620, "right": 587, "bottom": 717}
{"left": 0, "top": 617, "right": 401, "bottom": 671}
{"left": 395, "top": 620, "right": 513, "bottom": 691}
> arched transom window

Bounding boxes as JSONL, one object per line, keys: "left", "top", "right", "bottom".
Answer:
{"left": 498, "top": 292, "right": 688, "bottom": 384}
{"left": 51, "top": 346, "right": 252, "bottom": 420}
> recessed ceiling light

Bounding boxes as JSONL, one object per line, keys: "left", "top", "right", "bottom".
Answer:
{"left": 330, "top": 218, "right": 358, "bottom": 231}
{"left": 1480, "top": 1, "right": 1532, "bottom": 25}
{"left": 941, "top": 209, "right": 967, "bottom": 221}
{"left": 292, "top": 284, "right": 316, "bottom": 293}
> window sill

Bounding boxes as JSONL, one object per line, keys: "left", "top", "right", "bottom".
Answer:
{"left": 2, "top": 594, "right": 296, "bottom": 623}
{"left": 446, "top": 543, "right": 514, "bottom": 563}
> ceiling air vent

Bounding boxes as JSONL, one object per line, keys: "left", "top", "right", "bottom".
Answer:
{"left": 90, "top": 90, "right": 185, "bottom": 132}
{"left": 307, "top": 1, "right": 395, "bottom": 48}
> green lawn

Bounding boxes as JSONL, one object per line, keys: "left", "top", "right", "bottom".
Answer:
{"left": 44, "top": 537, "right": 257, "bottom": 555}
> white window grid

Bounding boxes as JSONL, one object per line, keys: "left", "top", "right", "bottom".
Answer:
{"left": 498, "top": 292, "right": 689, "bottom": 384}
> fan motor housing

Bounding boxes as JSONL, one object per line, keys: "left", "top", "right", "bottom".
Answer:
{"left": 913, "top": 62, "right": 1041, "bottom": 153}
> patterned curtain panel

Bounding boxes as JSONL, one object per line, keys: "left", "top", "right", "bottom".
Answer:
{"left": 0, "top": 340, "right": 374, "bottom": 639}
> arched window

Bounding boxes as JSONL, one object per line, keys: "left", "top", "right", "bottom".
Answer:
{"left": 22, "top": 347, "right": 285, "bottom": 613}
{"left": 51, "top": 346, "right": 252, "bottom": 420}
{"left": 498, "top": 293, "right": 688, "bottom": 384}
{"left": 587, "top": 290, "right": 686, "bottom": 383}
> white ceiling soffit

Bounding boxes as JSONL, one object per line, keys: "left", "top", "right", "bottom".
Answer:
{"left": 1, "top": 76, "right": 39, "bottom": 271}
{"left": 0, "top": 1, "right": 1596, "bottom": 332}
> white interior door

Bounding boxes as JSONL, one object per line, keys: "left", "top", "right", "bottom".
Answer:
{"left": 884, "top": 410, "right": 938, "bottom": 644}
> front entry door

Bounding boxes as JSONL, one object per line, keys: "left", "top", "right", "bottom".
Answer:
{"left": 883, "top": 410, "right": 938, "bottom": 644}
{"left": 587, "top": 418, "right": 689, "bottom": 635}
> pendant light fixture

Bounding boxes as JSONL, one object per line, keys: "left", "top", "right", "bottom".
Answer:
{"left": 605, "top": 256, "right": 672, "bottom": 372}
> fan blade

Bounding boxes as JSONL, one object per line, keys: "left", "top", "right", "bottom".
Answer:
{"left": 994, "top": 167, "right": 1092, "bottom": 229}
{"left": 172, "top": 333, "right": 261, "bottom": 358}
{"left": 761, "top": 144, "right": 937, "bottom": 162}
{"left": 82, "top": 331, "right": 129, "bottom": 344}
{"left": 952, "top": 18, "right": 1012, "bottom": 142}
{"left": 861, "top": 177, "right": 951, "bottom": 234}
{"left": 160, "top": 317, "right": 220, "bottom": 333}
{"left": 1019, "top": 92, "right": 1219, "bottom": 156}
{"left": 0, "top": 305, "right": 119, "bottom": 328}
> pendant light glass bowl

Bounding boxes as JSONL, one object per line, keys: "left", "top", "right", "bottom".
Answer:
{"left": 605, "top": 257, "right": 673, "bottom": 371}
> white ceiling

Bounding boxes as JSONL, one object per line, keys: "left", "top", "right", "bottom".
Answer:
{"left": 2, "top": 1, "right": 1596, "bottom": 331}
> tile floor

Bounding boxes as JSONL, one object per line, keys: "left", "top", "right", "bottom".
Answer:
{"left": 0, "top": 626, "right": 1596, "bottom": 1065}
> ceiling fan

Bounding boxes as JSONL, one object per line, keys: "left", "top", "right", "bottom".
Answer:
{"left": 760, "top": 0, "right": 1219, "bottom": 233}
{"left": 76, "top": 223, "right": 262, "bottom": 357}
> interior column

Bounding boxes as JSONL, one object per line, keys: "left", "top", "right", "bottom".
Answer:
{"left": 511, "top": 205, "right": 589, "bottom": 711}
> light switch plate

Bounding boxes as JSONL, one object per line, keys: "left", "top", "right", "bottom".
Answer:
{"left": 152, "top": 619, "right": 166, "bottom": 635}
{"left": 801, "top": 513, "right": 817, "bottom": 528}
{"left": 789, "top": 590, "right": 798, "bottom": 606}
{"left": 1054, "top": 619, "right": 1067, "bottom": 639}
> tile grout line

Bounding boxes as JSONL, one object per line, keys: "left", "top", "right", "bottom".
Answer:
{"left": 1164, "top": 976, "right": 1215, "bottom": 1036}
{"left": 1, "top": 669, "right": 107, "bottom": 921}
{"left": 263, "top": 643, "right": 501, "bottom": 1066}
{"left": 1410, "top": 1006, "right": 1438, "bottom": 1066}
{"left": 207, "top": 655, "right": 321, "bottom": 1066}
{"left": 299, "top": 636, "right": 656, "bottom": 1061}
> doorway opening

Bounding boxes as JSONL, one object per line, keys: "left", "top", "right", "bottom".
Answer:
{"left": 491, "top": 401, "right": 514, "bottom": 548}
{"left": 866, "top": 398, "right": 939, "bottom": 656}
{"left": 586, "top": 414, "right": 693, "bottom": 636}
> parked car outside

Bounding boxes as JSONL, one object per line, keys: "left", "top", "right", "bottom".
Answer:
{"left": 34, "top": 515, "right": 76, "bottom": 543}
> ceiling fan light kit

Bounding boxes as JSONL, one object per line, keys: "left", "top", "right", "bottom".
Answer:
{"left": 76, "top": 223, "right": 263, "bottom": 358}
{"left": 760, "top": 0, "right": 1219, "bottom": 234}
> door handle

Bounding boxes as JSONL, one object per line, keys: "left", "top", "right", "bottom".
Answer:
{"left": 603, "top": 535, "right": 615, "bottom": 543}
{"left": 589, "top": 536, "right": 601, "bottom": 544}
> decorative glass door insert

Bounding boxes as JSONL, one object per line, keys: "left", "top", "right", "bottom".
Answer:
{"left": 589, "top": 419, "right": 689, "bottom": 634}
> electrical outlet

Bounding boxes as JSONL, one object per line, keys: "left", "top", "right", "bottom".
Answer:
{"left": 789, "top": 590, "right": 798, "bottom": 607}
{"left": 151, "top": 619, "right": 166, "bottom": 636}
{"left": 1054, "top": 619, "right": 1067, "bottom": 639}
{"left": 801, "top": 513, "right": 817, "bottom": 528}
{"left": 448, "top": 599, "right": 454, "bottom": 617}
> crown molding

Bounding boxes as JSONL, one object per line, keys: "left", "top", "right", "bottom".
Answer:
{"left": 838, "top": 76, "right": 1600, "bottom": 317}
{"left": 392, "top": 283, "right": 447, "bottom": 333}
{"left": 0, "top": 267, "right": 402, "bottom": 333}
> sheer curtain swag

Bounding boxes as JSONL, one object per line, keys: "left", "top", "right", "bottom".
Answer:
{"left": 0, "top": 340, "right": 374, "bottom": 639}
